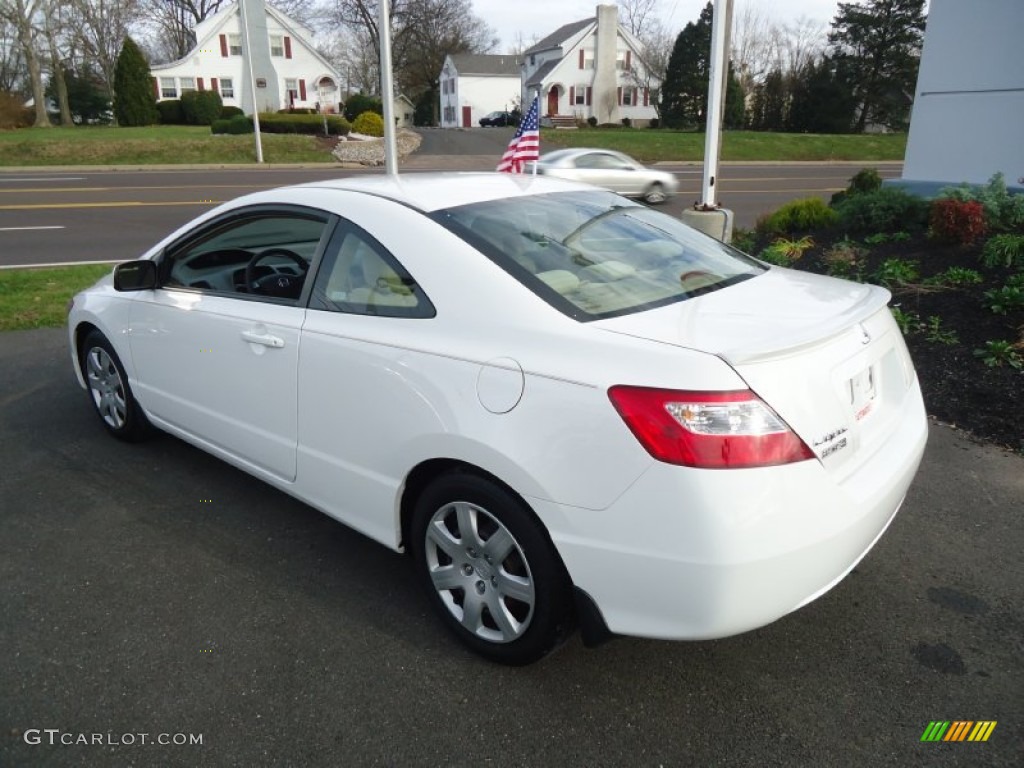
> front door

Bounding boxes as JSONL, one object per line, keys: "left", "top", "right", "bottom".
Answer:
{"left": 547, "top": 87, "right": 559, "bottom": 116}
{"left": 462, "top": 106, "right": 472, "bottom": 127}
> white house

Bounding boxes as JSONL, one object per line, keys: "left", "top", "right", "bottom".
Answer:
{"left": 439, "top": 53, "right": 522, "bottom": 128}
{"left": 897, "top": 0, "right": 1023, "bottom": 194}
{"left": 521, "top": 4, "right": 660, "bottom": 126}
{"left": 150, "top": 0, "right": 343, "bottom": 115}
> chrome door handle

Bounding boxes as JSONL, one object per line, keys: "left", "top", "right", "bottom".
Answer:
{"left": 241, "top": 330, "right": 285, "bottom": 348}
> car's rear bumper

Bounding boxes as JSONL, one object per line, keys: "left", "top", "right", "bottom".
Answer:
{"left": 533, "top": 378, "right": 928, "bottom": 641}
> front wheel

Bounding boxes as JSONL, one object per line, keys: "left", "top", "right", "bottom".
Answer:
{"left": 411, "top": 472, "right": 574, "bottom": 665}
{"left": 643, "top": 182, "right": 668, "bottom": 204}
{"left": 80, "top": 330, "right": 150, "bottom": 441}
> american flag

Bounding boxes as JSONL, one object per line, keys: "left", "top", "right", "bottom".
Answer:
{"left": 496, "top": 97, "right": 540, "bottom": 173}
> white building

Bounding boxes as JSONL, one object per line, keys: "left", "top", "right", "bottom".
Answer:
{"left": 439, "top": 54, "right": 522, "bottom": 128}
{"left": 150, "top": 0, "right": 343, "bottom": 115}
{"left": 899, "top": 0, "right": 1023, "bottom": 193}
{"left": 521, "top": 4, "right": 660, "bottom": 126}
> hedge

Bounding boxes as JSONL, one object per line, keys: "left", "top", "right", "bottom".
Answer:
{"left": 157, "top": 99, "right": 185, "bottom": 125}
{"left": 211, "top": 115, "right": 253, "bottom": 135}
{"left": 255, "top": 113, "right": 350, "bottom": 135}
{"left": 181, "top": 90, "right": 223, "bottom": 125}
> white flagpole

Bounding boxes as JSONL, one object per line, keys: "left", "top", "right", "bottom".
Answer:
{"left": 378, "top": 0, "right": 398, "bottom": 176}
{"left": 239, "top": 0, "right": 264, "bottom": 163}
{"left": 700, "top": 0, "right": 731, "bottom": 207}
{"left": 532, "top": 88, "right": 540, "bottom": 175}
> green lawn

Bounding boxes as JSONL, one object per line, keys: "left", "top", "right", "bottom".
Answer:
{"left": 541, "top": 128, "right": 907, "bottom": 163}
{"left": 0, "top": 264, "right": 113, "bottom": 331}
{"left": 0, "top": 125, "right": 335, "bottom": 166}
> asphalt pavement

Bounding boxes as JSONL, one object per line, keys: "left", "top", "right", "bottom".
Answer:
{"left": 1, "top": 327, "right": 1021, "bottom": 767}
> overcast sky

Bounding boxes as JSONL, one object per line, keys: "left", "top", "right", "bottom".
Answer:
{"left": 474, "top": 0, "right": 842, "bottom": 52}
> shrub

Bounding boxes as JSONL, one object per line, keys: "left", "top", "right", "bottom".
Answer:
{"left": 278, "top": 107, "right": 317, "bottom": 114}
{"left": 835, "top": 187, "right": 929, "bottom": 235}
{"left": 211, "top": 115, "right": 253, "bottom": 135}
{"left": 939, "top": 172, "right": 1024, "bottom": 232}
{"left": 621, "top": 116, "right": 632, "bottom": 127}
{"left": 220, "top": 105, "right": 244, "bottom": 119}
{"left": 648, "top": 117, "right": 659, "bottom": 129}
{"left": 822, "top": 239, "right": 867, "bottom": 280}
{"left": 929, "top": 199, "right": 987, "bottom": 245}
{"left": 756, "top": 197, "right": 837, "bottom": 237}
{"left": 156, "top": 99, "right": 185, "bottom": 124}
{"left": 981, "top": 233, "right": 1024, "bottom": 269}
{"left": 113, "top": 36, "right": 159, "bottom": 126}
{"left": 983, "top": 285, "right": 1024, "bottom": 315}
{"left": 0, "top": 90, "right": 34, "bottom": 129}
{"left": 873, "top": 259, "right": 919, "bottom": 288}
{"left": 923, "top": 267, "right": 984, "bottom": 287}
{"left": 256, "top": 112, "right": 350, "bottom": 135}
{"left": 180, "top": 90, "right": 223, "bottom": 125}
{"left": 343, "top": 93, "right": 383, "bottom": 122}
{"left": 352, "top": 110, "right": 384, "bottom": 137}
{"left": 587, "top": 116, "right": 598, "bottom": 127}
{"left": 758, "top": 236, "right": 814, "bottom": 266}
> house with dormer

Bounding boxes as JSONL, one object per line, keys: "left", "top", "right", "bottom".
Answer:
{"left": 150, "top": 0, "right": 343, "bottom": 115}
{"left": 439, "top": 53, "right": 522, "bottom": 128}
{"left": 521, "top": 4, "right": 659, "bottom": 126}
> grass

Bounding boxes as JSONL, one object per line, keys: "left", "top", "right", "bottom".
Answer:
{"left": 0, "top": 264, "right": 113, "bottom": 331}
{"left": 541, "top": 128, "right": 907, "bottom": 163}
{"left": 0, "top": 125, "right": 334, "bottom": 166}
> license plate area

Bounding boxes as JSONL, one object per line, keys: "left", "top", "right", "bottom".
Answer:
{"left": 849, "top": 365, "right": 876, "bottom": 422}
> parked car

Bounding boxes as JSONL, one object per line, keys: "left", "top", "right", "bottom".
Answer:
{"left": 535, "top": 148, "right": 679, "bottom": 204}
{"left": 479, "top": 111, "right": 516, "bottom": 127}
{"left": 68, "top": 173, "right": 927, "bottom": 665}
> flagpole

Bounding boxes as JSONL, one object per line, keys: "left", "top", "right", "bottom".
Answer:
{"left": 378, "top": 0, "right": 398, "bottom": 176}
{"left": 532, "top": 88, "right": 540, "bottom": 176}
{"left": 239, "top": 0, "right": 264, "bottom": 163}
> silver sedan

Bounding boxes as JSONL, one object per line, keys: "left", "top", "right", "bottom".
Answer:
{"left": 535, "top": 148, "right": 679, "bottom": 204}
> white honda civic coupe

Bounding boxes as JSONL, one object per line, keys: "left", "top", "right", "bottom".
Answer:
{"left": 68, "top": 173, "right": 928, "bottom": 665}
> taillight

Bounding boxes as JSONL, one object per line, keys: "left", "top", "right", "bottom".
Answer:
{"left": 608, "top": 386, "right": 815, "bottom": 469}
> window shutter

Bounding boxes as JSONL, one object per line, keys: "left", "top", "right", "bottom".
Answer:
{"left": 219, "top": 34, "right": 228, "bottom": 57}
{"left": 625, "top": 51, "right": 631, "bottom": 71}
{"left": 152, "top": 77, "right": 159, "bottom": 99}
{"left": 299, "top": 79, "right": 306, "bottom": 101}
{"left": 284, "top": 36, "right": 292, "bottom": 59}
{"left": 197, "top": 77, "right": 204, "bottom": 91}
{"left": 211, "top": 78, "right": 219, "bottom": 94}
{"left": 569, "top": 86, "right": 575, "bottom": 105}
{"left": 579, "top": 49, "right": 584, "bottom": 69}
{"left": 617, "top": 87, "right": 622, "bottom": 106}
{"left": 586, "top": 87, "right": 592, "bottom": 106}
{"left": 643, "top": 87, "right": 649, "bottom": 107}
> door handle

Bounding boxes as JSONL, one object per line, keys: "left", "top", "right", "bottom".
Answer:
{"left": 241, "top": 330, "right": 285, "bottom": 348}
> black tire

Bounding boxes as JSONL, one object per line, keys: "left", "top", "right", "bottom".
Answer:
{"left": 80, "top": 330, "right": 151, "bottom": 442}
{"left": 411, "top": 472, "right": 574, "bottom": 665}
{"left": 643, "top": 182, "right": 667, "bottom": 204}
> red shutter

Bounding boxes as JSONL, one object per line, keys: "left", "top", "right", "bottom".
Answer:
{"left": 586, "top": 87, "right": 592, "bottom": 106}
{"left": 284, "top": 36, "right": 292, "bottom": 59}
{"left": 211, "top": 78, "right": 219, "bottom": 94}
{"left": 220, "top": 34, "right": 228, "bottom": 57}
{"left": 617, "top": 86, "right": 622, "bottom": 105}
{"left": 569, "top": 86, "right": 575, "bottom": 105}
{"left": 299, "top": 79, "right": 306, "bottom": 101}
{"left": 578, "top": 49, "right": 584, "bottom": 69}
{"left": 643, "top": 87, "right": 649, "bottom": 107}
{"left": 153, "top": 77, "right": 160, "bottom": 99}
{"left": 197, "top": 77, "right": 204, "bottom": 91}
{"left": 625, "top": 51, "right": 631, "bottom": 71}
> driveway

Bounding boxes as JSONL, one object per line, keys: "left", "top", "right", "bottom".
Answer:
{"left": 1, "top": 327, "right": 1021, "bottom": 766}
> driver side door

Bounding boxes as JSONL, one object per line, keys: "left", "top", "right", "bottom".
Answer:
{"left": 127, "top": 206, "right": 333, "bottom": 482}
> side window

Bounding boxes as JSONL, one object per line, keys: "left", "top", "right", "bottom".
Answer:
{"left": 163, "top": 212, "right": 328, "bottom": 304}
{"left": 309, "top": 226, "right": 434, "bottom": 318}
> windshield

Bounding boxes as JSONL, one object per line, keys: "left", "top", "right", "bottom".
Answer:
{"left": 434, "top": 191, "right": 764, "bottom": 320}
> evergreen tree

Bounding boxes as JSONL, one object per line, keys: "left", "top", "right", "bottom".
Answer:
{"left": 113, "top": 37, "right": 158, "bottom": 127}
{"left": 47, "top": 67, "right": 111, "bottom": 124}
{"left": 750, "top": 69, "right": 787, "bottom": 131}
{"left": 724, "top": 63, "right": 746, "bottom": 129}
{"left": 660, "top": 2, "right": 712, "bottom": 129}
{"left": 827, "top": 0, "right": 926, "bottom": 132}
{"left": 788, "top": 57, "right": 858, "bottom": 133}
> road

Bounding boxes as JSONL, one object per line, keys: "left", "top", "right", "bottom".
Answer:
{"left": 1, "top": 328, "right": 1022, "bottom": 767}
{"left": 0, "top": 130, "right": 902, "bottom": 268}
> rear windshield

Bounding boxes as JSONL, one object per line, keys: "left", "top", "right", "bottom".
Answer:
{"left": 433, "top": 191, "right": 764, "bottom": 320}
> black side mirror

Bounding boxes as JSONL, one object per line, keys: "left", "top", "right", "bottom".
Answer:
{"left": 114, "top": 260, "right": 158, "bottom": 291}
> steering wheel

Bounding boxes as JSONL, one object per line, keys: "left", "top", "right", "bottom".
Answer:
{"left": 244, "top": 248, "right": 308, "bottom": 297}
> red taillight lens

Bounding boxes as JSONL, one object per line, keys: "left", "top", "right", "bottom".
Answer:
{"left": 608, "top": 386, "right": 815, "bottom": 469}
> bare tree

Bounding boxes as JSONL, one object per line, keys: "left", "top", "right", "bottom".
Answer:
{"left": 779, "top": 16, "right": 826, "bottom": 76}
{"left": 629, "top": 18, "right": 672, "bottom": 119}
{"left": 617, "top": 0, "right": 658, "bottom": 38}
{"left": 0, "top": 0, "right": 49, "bottom": 125}
{"left": 67, "top": 0, "right": 142, "bottom": 101}
{"left": 319, "top": 24, "right": 378, "bottom": 95}
{"left": 0, "top": 16, "right": 26, "bottom": 92}
{"left": 730, "top": 1, "right": 775, "bottom": 94}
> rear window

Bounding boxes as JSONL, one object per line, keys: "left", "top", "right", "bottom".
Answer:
{"left": 434, "top": 191, "right": 764, "bottom": 320}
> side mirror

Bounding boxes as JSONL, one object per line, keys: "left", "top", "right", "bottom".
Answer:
{"left": 114, "top": 260, "right": 158, "bottom": 291}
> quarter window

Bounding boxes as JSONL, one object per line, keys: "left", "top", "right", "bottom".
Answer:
{"left": 309, "top": 227, "right": 434, "bottom": 318}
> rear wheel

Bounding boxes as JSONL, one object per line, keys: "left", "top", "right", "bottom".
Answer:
{"left": 643, "top": 182, "right": 667, "bottom": 204}
{"left": 81, "top": 330, "right": 150, "bottom": 441}
{"left": 411, "top": 472, "right": 573, "bottom": 665}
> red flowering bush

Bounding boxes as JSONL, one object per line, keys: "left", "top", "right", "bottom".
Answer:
{"left": 929, "top": 199, "right": 987, "bottom": 245}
